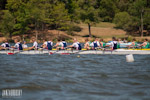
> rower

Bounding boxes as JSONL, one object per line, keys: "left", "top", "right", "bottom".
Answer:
{"left": 91, "top": 38, "right": 100, "bottom": 50}
{"left": 54, "top": 39, "right": 62, "bottom": 50}
{"left": 22, "top": 41, "right": 28, "bottom": 49}
{"left": 29, "top": 38, "right": 38, "bottom": 50}
{"left": 60, "top": 38, "right": 67, "bottom": 50}
{"left": 41, "top": 39, "right": 47, "bottom": 49}
{"left": 11, "top": 39, "right": 23, "bottom": 50}
{"left": 117, "top": 38, "right": 123, "bottom": 48}
{"left": 0, "top": 39, "right": 10, "bottom": 50}
{"left": 123, "top": 38, "right": 128, "bottom": 43}
{"left": 140, "top": 39, "right": 149, "bottom": 49}
{"left": 110, "top": 37, "right": 118, "bottom": 50}
{"left": 68, "top": 38, "right": 82, "bottom": 50}
{"left": 47, "top": 39, "right": 53, "bottom": 50}
{"left": 84, "top": 38, "right": 91, "bottom": 50}
{"left": 99, "top": 39, "right": 106, "bottom": 48}
{"left": 128, "top": 39, "right": 137, "bottom": 49}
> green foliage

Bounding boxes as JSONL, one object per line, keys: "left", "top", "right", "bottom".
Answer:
{"left": 0, "top": 10, "right": 15, "bottom": 38}
{"left": 114, "top": 12, "right": 140, "bottom": 33}
{"left": 50, "top": 2, "right": 70, "bottom": 30}
{"left": 143, "top": 8, "right": 150, "bottom": 30}
{"left": 127, "top": 36, "right": 133, "bottom": 42}
{"left": 0, "top": 0, "right": 150, "bottom": 38}
{"left": 99, "top": 0, "right": 119, "bottom": 22}
{"left": 114, "top": 12, "right": 131, "bottom": 28}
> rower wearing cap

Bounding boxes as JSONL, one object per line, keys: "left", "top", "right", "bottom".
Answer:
{"left": 11, "top": 39, "right": 23, "bottom": 50}
{"left": 29, "top": 38, "right": 38, "bottom": 50}
{"left": 68, "top": 38, "right": 82, "bottom": 50}
{"left": 0, "top": 39, "right": 10, "bottom": 50}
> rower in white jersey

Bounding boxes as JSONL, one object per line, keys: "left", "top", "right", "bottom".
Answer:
{"left": 40, "top": 39, "right": 53, "bottom": 50}
{"left": 59, "top": 39, "right": 67, "bottom": 50}
{"left": 68, "top": 38, "right": 82, "bottom": 50}
{"left": 110, "top": 37, "right": 118, "bottom": 50}
{"left": 29, "top": 38, "right": 38, "bottom": 50}
{"left": 22, "top": 41, "right": 28, "bottom": 49}
{"left": 11, "top": 39, "right": 23, "bottom": 50}
{"left": 0, "top": 39, "right": 10, "bottom": 50}
{"left": 90, "top": 38, "right": 100, "bottom": 50}
{"left": 41, "top": 39, "right": 47, "bottom": 49}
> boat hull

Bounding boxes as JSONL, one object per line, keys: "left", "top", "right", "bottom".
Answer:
{"left": 1, "top": 49, "right": 150, "bottom": 55}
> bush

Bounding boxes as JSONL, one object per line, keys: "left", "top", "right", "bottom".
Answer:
{"left": 113, "top": 12, "right": 131, "bottom": 29}
{"left": 71, "top": 25, "right": 82, "bottom": 32}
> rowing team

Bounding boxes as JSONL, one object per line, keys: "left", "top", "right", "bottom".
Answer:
{"left": 0, "top": 37, "right": 150, "bottom": 51}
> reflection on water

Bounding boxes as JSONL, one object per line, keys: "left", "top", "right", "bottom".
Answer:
{"left": 0, "top": 54, "right": 150, "bottom": 100}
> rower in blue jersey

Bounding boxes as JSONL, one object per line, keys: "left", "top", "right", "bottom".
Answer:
{"left": 47, "top": 39, "right": 53, "bottom": 50}
{"left": 11, "top": 39, "right": 23, "bottom": 50}
{"left": 0, "top": 39, "right": 10, "bottom": 50}
{"left": 68, "top": 38, "right": 82, "bottom": 50}
{"left": 41, "top": 39, "right": 53, "bottom": 50}
{"left": 54, "top": 39, "right": 67, "bottom": 50}
{"left": 91, "top": 38, "right": 100, "bottom": 50}
{"left": 110, "top": 37, "right": 118, "bottom": 50}
{"left": 60, "top": 38, "right": 67, "bottom": 50}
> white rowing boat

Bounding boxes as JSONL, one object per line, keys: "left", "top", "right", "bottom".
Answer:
{"left": 1, "top": 49, "right": 150, "bottom": 55}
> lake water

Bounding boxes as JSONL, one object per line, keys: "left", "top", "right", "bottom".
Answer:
{"left": 0, "top": 54, "right": 150, "bottom": 100}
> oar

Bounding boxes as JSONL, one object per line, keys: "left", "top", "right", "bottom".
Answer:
{"left": 7, "top": 48, "right": 22, "bottom": 55}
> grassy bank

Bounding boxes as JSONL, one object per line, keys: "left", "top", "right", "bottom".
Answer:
{"left": 0, "top": 22, "right": 149, "bottom": 43}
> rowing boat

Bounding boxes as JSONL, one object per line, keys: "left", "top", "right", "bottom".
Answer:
{"left": 1, "top": 49, "right": 150, "bottom": 55}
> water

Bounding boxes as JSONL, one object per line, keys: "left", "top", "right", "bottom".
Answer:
{"left": 0, "top": 54, "right": 150, "bottom": 100}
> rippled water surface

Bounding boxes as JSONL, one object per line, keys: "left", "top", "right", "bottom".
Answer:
{"left": 0, "top": 54, "right": 150, "bottom": 100}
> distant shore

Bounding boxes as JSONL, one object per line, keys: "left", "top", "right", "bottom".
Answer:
{"left": 0, "top": 23, "right": 150, "bottom": 43}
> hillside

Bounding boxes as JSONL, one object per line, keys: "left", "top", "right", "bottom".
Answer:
{"left": 0, "top": 22, "right": 127, "bottom": 43}
{"left": 73, "top": 22, "right": 126, "bottom": 42}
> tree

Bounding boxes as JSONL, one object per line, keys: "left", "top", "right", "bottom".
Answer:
{"left": 143, "top": 8, "right": 150, "bottom": 31}
{"left": 65, "top": 0, "right": 78, "bottom": 22}
{"left": 128, "top": 0, "right": 147, "bottom": 37}
{"left": 25, "top": 0, "right": 48, "bottom": 40}
{"left": 0, "top": 10, "right": 15, "bottom": 38}
{"left": 0, "top": 0, "right": 7, "bottom": 10}
{"left": 114, "top": 0, "right": 150, "bottom": 36}
{"left": 6, "top": 0, "right": 30, "bottom": 40}
{"left": 78, "top": 0, "right": 99, "bottom": 37}
{"left": 98, "top": 0, "right": 119, "bottom": 22}
{"left": 49, "top": 2, "right": 70, "bottom": 37}
{"left": 114, "top": 12, "right": 131, "bottom": 29}
{"left": 114, "top": 12, "right": 139, "bottom": 35}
